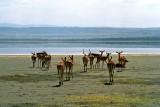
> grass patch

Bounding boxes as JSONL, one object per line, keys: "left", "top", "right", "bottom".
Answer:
{"left": 67, "top": 95, "right": 160, "bottom": 106}
{"left": 0, "top": 74, "right": 57, "bottom": 83}
{"left": 115, "top": 78, "right": 143, "bottom": 84}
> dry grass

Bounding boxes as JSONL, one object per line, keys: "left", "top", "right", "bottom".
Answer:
{"left": 0, "top": 55, "right": 160, "bottom": 106}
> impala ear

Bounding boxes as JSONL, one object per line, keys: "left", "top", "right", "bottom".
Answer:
{"left": 116, "top": 51, "right": 118, "bottom": 53}
{"left": 121, "top": 51, "right": 123, "bottom": 53}
{"left": 31, "top": 52, "right": 35, "bottom": 55}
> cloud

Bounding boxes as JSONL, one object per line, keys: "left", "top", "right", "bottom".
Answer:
{"left": 0, "top": 0, "right": 160, "bottom": 27}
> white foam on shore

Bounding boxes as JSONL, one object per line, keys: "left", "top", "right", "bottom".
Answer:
{"left": 0, "top": 48, "right": 160, "bottom": 55}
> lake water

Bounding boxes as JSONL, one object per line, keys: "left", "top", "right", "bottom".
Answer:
{"left": 0, "top": 27, "right": 160, "bottom": 55}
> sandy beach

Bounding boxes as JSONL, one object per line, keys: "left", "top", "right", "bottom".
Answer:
{"left": 0, "top": 54, "right": 160, "bottom": 106}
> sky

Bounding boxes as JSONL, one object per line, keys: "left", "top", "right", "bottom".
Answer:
{"left": 0, "top": 0, "right": 160, "bottom": 27}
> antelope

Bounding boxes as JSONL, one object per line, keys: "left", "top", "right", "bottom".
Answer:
{"left": 116, "top": 51, "right": 126, "bottom": 65}
{"left": 115, "top": 59, "right": 129, "bottom": 71}
{"left": 89, "top": 49, "right": 101, "bottom": 57}
{"left": 95, "top": 50, "right": 105, "bottom": 69}
{"left": 66, "top": 55, "right": 74, "bottom": 81}
{"left": 89, "top": 49, "right": 105, "bottom": 69}
{"left": 99, "top": 53, "right": 111, "bottom": 69}
{"left": 57, "top": 57, "right": 66, "bottom": 86}
{"left": 36, "top": 51, "right": 48, "bottom": 68}
{"left": 88, "top": 53, "right": 94, "bottom": 69}
{"left": 107, "top": 56, "right": 115, "bottom": 85}
{"left": 123, "top": 59, "right": 128, "bottom": 68}
{"left": 82, "top": 49, "right": 89, "bottom": 72}
{"left": 31, "top": 52, "right": 37, "bottom": 68}
{"left": 42, "top": 54, "right": 52, "bottom": 70}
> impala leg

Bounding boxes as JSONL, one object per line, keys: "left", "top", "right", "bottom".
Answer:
{"left": 61, "top": 69, "right": 64, "bottom": 85}
{"left": 33, "top": 61, "right": 35, "bottom": 68}
{"left": 102, "top": 61, "right": 104, "bottom": 69}
{"left": 38, "top": 59, "right": 39, "bottom": 68}
{"left": 109, "top": 72, "right": 111, "bottom": 84}
{"left": 71, "top": 66, "right": 73, "bottom": 79}
{"left": 68, "top": 69, "right": 70, "bottom": 81}
{"left": 96, "top": 62, "right": 99, "bottom": 69}
{"left": 86, "top": 64, "right": 87, "bottom": 72}
{"left": 111, "top": 72, "right": 114, "bottom": 85}
{"left": 66, "top": 67, "right": 68, "bottom": 80}
{"left": 90, "top": 61, "right": 92, "bottom": 69}
{"left": 58, "top": 69, "right": 61, "bottom": 86}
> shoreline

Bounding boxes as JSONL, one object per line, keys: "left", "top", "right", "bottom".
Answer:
{"left": 0, "top": 48, "right": 160, "bottom": 55}
{"left": 0, "top": 53, "right": 160, "bottom": 57}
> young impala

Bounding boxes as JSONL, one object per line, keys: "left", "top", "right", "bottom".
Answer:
{"left": 36, "top": 51, "right": 48, "bottom": 68}
{"left": 88, "top": 52, "right": 94, "bottom": 69}
{"left": 99, "top": 53, "right": 111, "bottom": 69}
{"left": 82, "top": 49, "right": 89, "bottom": 72}
{"left": 107, "top": 56, "right": 115, "bottom": 85}
{"left": 66, "top": 55, "right": 74, "bottom": 81}
{"left": 89, "top": 49, "right": 105, "bottom": 69}
{"left": 116, "top": 51, "right": 126, "bottom": 65}
{"left": 57, "top": 57, "right": 66, "bottom": 86}
{"left": 42, "top": 54, "right": 52, "bottom": 70}
{"left": 116, "top": 51, "right": 128, "bottom": 71}
{"left": 31, "top": 52, "right": 37, "bottom": 68}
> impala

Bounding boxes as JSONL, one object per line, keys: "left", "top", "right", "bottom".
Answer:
{"left": 89, "top": 49, "right": 105, "bottom": 69}
{"left": 36, "top": 51, "right": 48, "bottom": 68}
{"left": 107, "top": 56, "right": 115, "bottom": 85}
{"left": 82, "top": 49, "right": 89, "bottom": 72}
{"left": 42, "top": 54, "right": 52, "bottom": 70}
{"left": 57, "top": 57, "right": 66, "bottom": 86}
{"left": 116, "top": 51, "right": 126, "bottom": 65}
{"left": 88, "top": 53, "right": 94, "bottom": 69}
{"left": 66, "top": 55, "right": 74, "bottom": 81}
{"left": 99, "top": 53, "right": 111, "bottom": 69}
{"left": 31, "top": 52, "right": 37, "bottom": 68}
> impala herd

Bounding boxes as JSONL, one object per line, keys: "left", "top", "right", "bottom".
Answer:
{"left": 31, "top": 50, "right": 128, "bottom": 86}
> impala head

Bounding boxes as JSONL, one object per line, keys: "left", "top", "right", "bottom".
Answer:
{"left": 69, "top": 55, "right": 74, "bottom": 61}
{"left": 32, "top": 52, "right": 36, "bottom": 54}
{"left": 99, "top": 50, "right": 105, "bottom": 55}
{"left": 116, "top": 51, "right": 123, "bottom": 54}
{"left": 106, "top": 53, "right": 111, "bottom": 57}
{"left": 42, "top": 51, "right": 48, "bottom": 56}
{"left": 61, "top": 57, "right": 66, "bottom": 62}
{"left": 31, "top": 52, "right": 37, "bottom": 57}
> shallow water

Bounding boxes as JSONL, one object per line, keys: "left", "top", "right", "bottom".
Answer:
{"left": 0, "top": 27, "right": 160, "bottom": 54}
